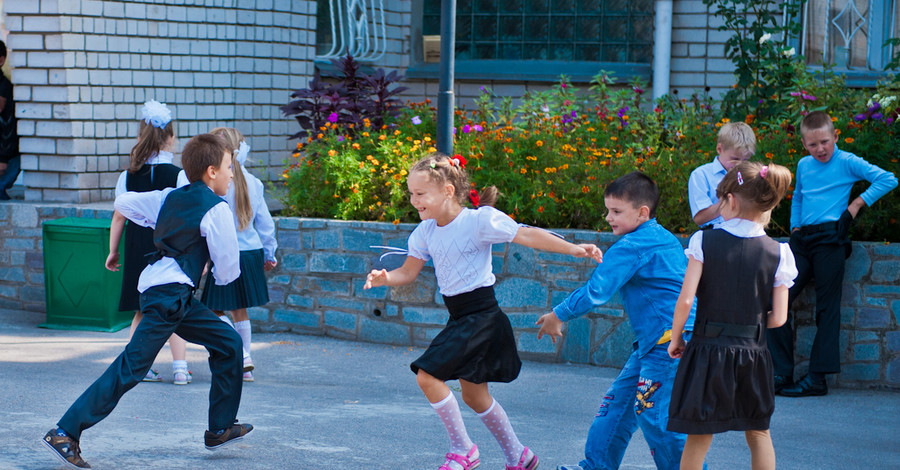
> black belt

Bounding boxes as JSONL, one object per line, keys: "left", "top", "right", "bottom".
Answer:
{"left": 695, "top": 321, "right": 759, "bottom": 339}
{"left": 799, "top": 221, "right": 839, "bottom": 235}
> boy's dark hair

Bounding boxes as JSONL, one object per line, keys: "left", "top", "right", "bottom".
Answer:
{"left": 182, "top": 133, "right": 229, "bottom": 183}
{"left": 800, "top": 110, "right": 834, "bottom": 135}
{"left": 0, "top": 40, "right": 6, "bottom": 58}
{"left": 604, "top": 171, "right": 659, "bottom": 217}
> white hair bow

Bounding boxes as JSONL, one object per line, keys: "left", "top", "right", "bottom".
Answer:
{"left": 140, "top": 100, "right": 172, "bottom": 129}
{"left": 235, "top": 140, "right": 250, "bottom": 166}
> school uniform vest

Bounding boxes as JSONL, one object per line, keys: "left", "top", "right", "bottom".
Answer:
{"left": 151, "top": 181, "right": 223, "bottom": 287}
{"left": 696, "top": 229, "right": 780, "bottom": 339}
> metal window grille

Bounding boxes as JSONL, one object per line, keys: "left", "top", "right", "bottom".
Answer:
{"left": 801, "top": 0, "right": 899, "bottom": 71}
{"left": 422, "top": 0, "right": 654, "bottom": 63}
{"left": 316, "top": 0, "right": 388, "bottom": 62}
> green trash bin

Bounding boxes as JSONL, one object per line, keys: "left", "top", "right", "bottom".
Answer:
{"left": 40, "top": 217, "right": 131, "bottom": 332}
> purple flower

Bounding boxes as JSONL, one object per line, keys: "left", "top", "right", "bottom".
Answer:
{"left": 869, "top": 102, "right": 881, "bottom": 112}
{"left": 571, "top": 110, "right": 577, "bottom": 118}
{"left": 854, "top": 113, "right": 867, "bottom": 122}
{"left": 337, "top": 136, "right": 344, "bottom": 142}
{"left": 790, "top": 91, "right": 801, "bottom": 97}
{"left": 758, "top": 99, "right": 764, "bottom": 104}
{"left": 327, "top": 112, "right": 339, "bottom": 123}
{"left": 872, "top": 112, "right": 884, "bottom": 120}
{"left": 473, "top": 124, "right": 483, "bottom": 132}
{"left": 411, "top": 115, "right": 422, "bottom": 125}
{"left": 480, "top": 86, "right": 486, "bottom": 93}
{"left": 462, "top": 124, "right": 471, "bottom": 133}
{"left": 803, "top": 94, "right": 816, "bottom": 101}
{"left": 617, "top": 107, "right": 629, "bottom": 118}
{"left": 887, "top": 117, "right": 894, "bottom": 124}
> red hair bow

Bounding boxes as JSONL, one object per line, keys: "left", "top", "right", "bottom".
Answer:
{"left": 469, "top": 189, "right": 480, "bottom": 208}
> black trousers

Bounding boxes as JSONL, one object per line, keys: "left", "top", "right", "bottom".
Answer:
{"left": 767, "top": 213, "right": 852, "bottom": 376}
{"left": 58, "top": 283, "right": 244, "bottom": 440}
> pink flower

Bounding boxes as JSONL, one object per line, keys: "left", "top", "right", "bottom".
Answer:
{"left": 327, "top": 112, "right": 339, "bottom": 123}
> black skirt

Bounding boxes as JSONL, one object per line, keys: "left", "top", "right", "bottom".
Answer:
{"left": 410, "top": 286, "right": 522, "bottom": 384}
{"left": 668, "top": 335, "right": 775, "bottom": 434}
{"left": 119, "top": 222, "right": 154, "bottom": 312}
{"left": 201, "top": 249, "right": 270, "bottom": 310}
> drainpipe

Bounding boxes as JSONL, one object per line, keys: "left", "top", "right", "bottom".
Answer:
{"left": 436, "top": 0, "right": 456, "bottom": 156}
{"left": 653, "top": 0, "right": 673, "bottom": 100}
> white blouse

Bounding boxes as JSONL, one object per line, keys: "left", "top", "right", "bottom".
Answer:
{"left": 114, "top": 151, "right": 189, "bottom": 197}
{"left": 222, "top": 171, "right": 277, "bottom": 261}
{"left": 685, "top": 218, "right": 798, "bottom": 288}
{"left": 407, "top": 206, "right": 519, "bottom": 297}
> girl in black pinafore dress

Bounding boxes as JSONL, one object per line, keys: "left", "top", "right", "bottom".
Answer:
{"left": 106, "top": 100, "right": 192, "bottom": 385}
{"left": 667, "top": 162, "right": 797, "bottom": 470}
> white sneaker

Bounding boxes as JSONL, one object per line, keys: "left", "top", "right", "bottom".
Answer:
{"left": 173, "top": 368, "right": 192, "bottom": 385}
{"left": 243, "top": 371, "right": 254, "bottom": 382}
{"left": 243, "top": 357, "right": 254, "bottom": 372}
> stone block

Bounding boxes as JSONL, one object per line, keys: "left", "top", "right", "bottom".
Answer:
{"left": 273, "top": 309, "right": 320, "bottom": 328}
{"left": 353, "top": 279, "right": 387, "bottom": 299}
{"left": 286, "top": 294, "right": 314, "bottom": 309}
{"left": 872, "top": 244, "right": 900, "bottom": 256}
{"left": 858, "top": 308, "right": 890, "bottom": 329}
{"left": 359, "top": 317, "right": 410, "bottom": 345}
{"left": 871, "top": 260, "right": 900, "bottom": 283}
{"left": 840, "top": 306, "right": 856, "bottom": 326}
{"left": 314, "top": 229, "right": 341, "bottom": 250}
{"left": 402, "top": 306, "right": 448, "bottom": 325}
{"left": 309, "top": 252, "right": 367, "bottom": 274}
{"left": 495, "top": 277, "right": 548, "bottom": 308}
{"left": 342, "top": 229, "right": 384, "bottom": 252}
{"left": 853, "top": 343, "right": 880, "bottom": 361}
{"left": 390, "top": 276, "right": 435, "bottom": 303}
{"left": 506, "top": 311, "right": 542, "bottom": 329}
{"left": 0, "top": 268, "right": 25, "bottom": 282}
{"left": 506, "top": 243, "right": 537, "bottom": 276}
{"left": 280, "top": 253, "right": 307, "bottom": 272}
{"left": 324, "top": 310, "right": 358, "bottom": 332}
{"left": 845, "top": 247, "right": 871, "bottom": 282}
{"left": 590, "top": 319, "right": 632, "bottom": 368}
{"left": 888, "top": 358, "right": 900, "bottom": 385}
{"left": 518, "top": 332, "right": 557, "bottom": 354}
{"left": 307, "top": 278, "right": 350, "bottom": 294}
{"left": 277, "top": 218, "right": 300, "bottom": 230}
{"left": 4, "top": 238, "right": 34, "bottom": 250}
{"left": 560, "top": 316, "right": 591, "bottom": 364}
{"left": 317, "top": 296, "right": 365, "bottom": 312}
{"left": 247, "top": 306, "right": 270, "bottom": 322}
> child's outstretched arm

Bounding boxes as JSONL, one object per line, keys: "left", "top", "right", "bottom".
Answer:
{"left": 106, "top": 210, "right": 126, "bottom": 271}
{"left": 536, "top": 312, "right": 564, "bottom": 343}
{"left": 364, "top": 256, "right": 426, "bottom": 289}
{"left": 512, "top": 226, "right": 603, "bottom": 262}
{"left": 768, "top": 285, "right": 789, "bottom": 328}
{"left": 669, "top": 257, "right": 702, "bottom": 359}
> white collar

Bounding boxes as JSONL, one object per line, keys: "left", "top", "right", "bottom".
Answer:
{"left": 718, "top": 218, "right": 765, "bottom": 237}
{"left": 147, "top": 150, "right": 174, "bottom": 165}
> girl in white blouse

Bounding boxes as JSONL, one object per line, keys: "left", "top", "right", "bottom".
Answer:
{"left": 365, "top": 153, "right": 602, "bottom": 470}
{"left": 202, "top": 127, "right": 278, "bottom": 383}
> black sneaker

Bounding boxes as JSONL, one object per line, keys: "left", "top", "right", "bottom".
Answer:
{"left": 204, "top": 422, "right": 253, "bottom": 451}
{"left": 42, "top": 429, "right": 91, "bottom": 469}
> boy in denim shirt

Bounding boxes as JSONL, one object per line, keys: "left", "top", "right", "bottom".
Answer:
{"left": 771, "top": 111, "right": 897, "bottom": 397}
{"left": 538, "top": 172, "right": 698, "bottom": 470}
{"left": 687, "top": 122, "right": 756, "bottom": 228}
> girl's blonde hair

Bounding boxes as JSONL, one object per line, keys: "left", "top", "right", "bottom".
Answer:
{"left": 717, "top": 161, "right": 792, "bottom": 226}
{"left": 209, "top": 127, "right": 253, "bottom": 230}
{"left": 129, "top": 120, "right": 175, "bottom": 173}
{"left": 410, "top": 152, "right": 498, "bottom": 208}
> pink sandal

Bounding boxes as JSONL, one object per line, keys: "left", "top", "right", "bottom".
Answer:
{"left": 506, "top": 446, "right": 539, "bottom": 470}
{"left": 439, "top": 444, "right": 480, "bottom": 470}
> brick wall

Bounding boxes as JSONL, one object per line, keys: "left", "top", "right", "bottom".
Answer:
{"left": 2, "top": 205, "right": 898, "bottom": 390}
{"left": 5, "top": 0, "right": 317, "bottom": 203}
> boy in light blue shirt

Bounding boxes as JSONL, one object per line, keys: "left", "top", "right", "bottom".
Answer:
{"left": 688, "top": 122, "right": 756, "bottom": 228}
{"left": 537, "top": 172, "right": 700, "bottom": 470}
{"left": 771, "top": 111, "right": 897, "bottom": 397}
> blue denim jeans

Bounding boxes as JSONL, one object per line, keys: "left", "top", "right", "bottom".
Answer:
{"left": 580, "top": 343, "right": 696, "bottom": 470}
{"left": 0, "top": 154, "right": 20, "bottom": 197}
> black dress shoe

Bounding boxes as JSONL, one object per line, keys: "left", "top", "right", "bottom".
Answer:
{"left": 774, "top": 375, "right": 794, "bottom": 394}
{"left": 780, "top": 375, "right": 827, "bottom": 397}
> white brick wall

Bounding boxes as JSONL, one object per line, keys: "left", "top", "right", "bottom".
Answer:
{"left": 6, "top": 0, "right": 317, "bottom": 202}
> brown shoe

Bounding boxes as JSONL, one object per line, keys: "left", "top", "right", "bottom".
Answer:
{"left": 42, "top": 429, "right": 91, "bottom": 469}
{"left": 204, "top": 422, "right": 253, "bottom": 451}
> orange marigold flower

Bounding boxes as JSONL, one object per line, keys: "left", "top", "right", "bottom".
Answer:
{"left": 581, "top": 186, "right": 590, "bottom": 193}
{"left": 328, "top": 149, "right": 337, "bottom": 157}
{"left": 352, "top": 143, "right": 361, "bottom": 150}
{"left": 844, "top": 137, "right": 854, "bottom": 143}
{"left": 765, "top": 152, "right": 774, "bottom": 159}
{"left": 538, "top": 206, "right": 544, "bottom": 213}
{"left": 536, "top": 140, "right": 544, "bottom": 147}
{"left": 379, "top": 134, "right": 387, "bottom": 141}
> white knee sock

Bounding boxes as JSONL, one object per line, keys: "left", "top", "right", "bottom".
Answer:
{"left": 431, "top": 392, "right": 475, "bottom": 456}
{"left": 477, "top": 398, "right": 527, "bottom": 466}
{"left": 234, "top": 320, "right": 252, "bottom": 358}
{"left": 218, "top": 314, "right": 235, "bottom": 328}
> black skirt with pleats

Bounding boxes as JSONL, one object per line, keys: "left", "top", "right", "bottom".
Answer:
{"left": 410, "top": 286, "right": 522, "bottom": 384}
{"left": 201, "top": 248, "right": 270, "bottom": 310}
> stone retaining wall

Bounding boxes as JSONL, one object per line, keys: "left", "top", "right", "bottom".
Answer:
{"left": 1, "top": 203, "right": 897, "bottom": 389}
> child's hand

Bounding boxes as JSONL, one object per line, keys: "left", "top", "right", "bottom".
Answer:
{"left": 574, "top": 244, "right": 603, "bottom": 263}
{"left": 364, "top": 269, "right": 388, "bottom": 289}
{"left": 668, "top": 336, "right": 685, "bottom": 359}
{"left": 536, "top": 312, "right": 564, "bottom": 343}
{"left": 105, "top": 252, "right": 120, "bottom": 271}
{"left": 264, "top": 259, "right": 277, "bottom": 271}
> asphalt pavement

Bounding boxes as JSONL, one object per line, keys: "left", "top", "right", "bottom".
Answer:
{"left": 1, "top": 307, "right": 897, "bottom": 470}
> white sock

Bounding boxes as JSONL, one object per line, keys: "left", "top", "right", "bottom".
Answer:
{"left": 234, "top": 320, "right": 252, "bottom": 359}
{"left": 431, "top": 392, "right": 476, "bottom": 458}
{"left": 477, "top": 398, "right": 526, "bottom": 466}
{"left": 218, "top": 315, "right": 235, "bottom": 329}
{"left": 172, "top": 360, "right": 187, "bottom": 373}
